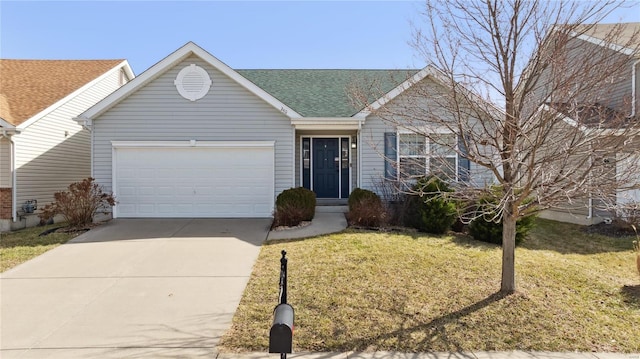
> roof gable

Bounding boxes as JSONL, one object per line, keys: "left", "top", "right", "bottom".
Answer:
{"left": 353, "top": 65, "right": 503, "bottom": 120}
{"left": 80, "top": 42, "right": 302, "bottom": 120}
{"left": 0, "top": 59, "right": 128, "bottom": 126}
{"left": 238, "top": 69, "right": 418, "bottom": 117}
{"left": 78, "top": 42, "right": 487, "bottom": 122}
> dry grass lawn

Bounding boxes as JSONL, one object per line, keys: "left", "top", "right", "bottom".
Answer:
{"left": 219, "top": 219, "right": 640, "bottom": 353}
{"left": 1, "top": 224, "right": 79, "bottom": 272}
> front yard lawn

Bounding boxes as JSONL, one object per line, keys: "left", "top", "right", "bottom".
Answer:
{"left": 0, "top": 224, "right": 80, "bottom": 272}
{"left": 219, "top": 218, "right": 640, "bottom": 353}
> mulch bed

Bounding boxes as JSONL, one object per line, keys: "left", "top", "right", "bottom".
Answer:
{"left": 38, "top": 223, "right": 103, "bottom": 236}
{"left": 581, "top": 220, "right": 638, "bottom": 238}
{"left": 270, "top": 221, "right": 311, "bottom": 231}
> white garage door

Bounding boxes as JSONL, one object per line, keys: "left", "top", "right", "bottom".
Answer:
{"left": 113, "top": 142, "right": 274, "bottom": 218}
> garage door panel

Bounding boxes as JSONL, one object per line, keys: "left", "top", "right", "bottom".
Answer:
{"left": 156, "top": 186, "right": 174, "bottom": 196}
{"left": 119, "top": 168, "right": 136, "bottom": 180}
{"left": 137, "top": 168, "right": 155, "bottom": 180}
{"left": 175, "top": 186, "right": 194, "bottom": 196}
{"left": 135, "top": 204, "right": 155, "bottom": 214}
{"left": 157, "top": 204, "right": 175, "bottom": 214}
{"left": 118, "top": 187, "right": 136, "bottom": 196}
{"left": 157, "top": 169, "right": 175, "bottom": 178}
{"left": 194, "top": 186, "right": 214, "bottom": 195}
{"left": 114, "top": 145, "right": 274, "bottom": 218}
{"left": 118, "top": 203, "right": 136, "bottom": 214}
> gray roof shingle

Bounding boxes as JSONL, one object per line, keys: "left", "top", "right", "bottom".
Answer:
{"left": 237, "top": 69, "right": 418, "bottom": 117}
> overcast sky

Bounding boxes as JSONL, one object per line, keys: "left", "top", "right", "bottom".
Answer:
{"left": 1, "top": 1, "right": 639, "bottom": 75}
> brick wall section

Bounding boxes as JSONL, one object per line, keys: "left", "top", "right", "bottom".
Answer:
{"left": 0, "top": 188, "right": 12, "bottom": 219}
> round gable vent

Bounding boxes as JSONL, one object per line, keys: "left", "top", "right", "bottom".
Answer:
{"left": 174, "top": 64, "right": 212, "bottom": 101}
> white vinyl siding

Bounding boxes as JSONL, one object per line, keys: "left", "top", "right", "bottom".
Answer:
{"left": 617, "top": 153, "right": 640, "bottom": 206}
{"left": 607, "top": 62, "right": 634, "bottom": 113}
{"left": 359, "top": 77, "right": 495, "bottom": 194}
{"left": 12, "top": 68, "right": 124, "bottom": 208}
{"left": 92, "top": 55, "right": 294, "bottom": 205}
{"left": 635, "top": 64, "right": 640, "bottom": 116}
{"left": 539, "top": 36, "right": 636, "bottom": 115}
{"left": 593, "top": 45, "right": 634, "bottom": 113}
{"left": 360, "top": 114, "right": 395, "bottom": 192}
{"left": 0, "top": 137, "right": 11, "bottom": 187}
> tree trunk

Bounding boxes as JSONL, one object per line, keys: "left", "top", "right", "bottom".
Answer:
{"left": 501, "top": 214, "right": 517, "bottom": 294}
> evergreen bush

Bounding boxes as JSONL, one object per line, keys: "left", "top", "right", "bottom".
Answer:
{"left": 348, "top": 188, "right": 381, "bottom": 211}
{"left": 468, "top": 188, "right": 536, "bottom": 245}
{"left": 405, "top": 176, "right": 457, "bottom": 234}
{"left": 274, "top": 187, "right": 316, "bottom": 226}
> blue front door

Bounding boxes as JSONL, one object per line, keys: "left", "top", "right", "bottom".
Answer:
{"left": 313, "top": 138, "right": 339, "bottom": 198}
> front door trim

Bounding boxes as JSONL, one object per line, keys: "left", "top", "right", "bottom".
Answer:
{"left": 300, "top": 135, "right": 352, "bottom": 199}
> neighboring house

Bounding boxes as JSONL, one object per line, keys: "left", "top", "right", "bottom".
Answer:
{"left": 0, "top": 59, "right": 134, "bottom": 231}
{"left": 76, "top": 42, "right": 493, "bottom": 219}
{"left": 533, "top": 23, "right": 640, "bottom": 225}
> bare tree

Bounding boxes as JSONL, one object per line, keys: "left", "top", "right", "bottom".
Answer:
{"left": 354, "top": 1, "right": 640, "bottom": 294}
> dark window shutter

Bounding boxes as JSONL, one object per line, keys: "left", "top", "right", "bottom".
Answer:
{"left": 384, "top": 132, "right": 397, "bottom": 179}
{"left": 458, "top": 135, "right": 471, "bottom": 182}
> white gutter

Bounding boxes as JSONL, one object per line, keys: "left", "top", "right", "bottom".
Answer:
{"left": 572, "top": 32, "right": 636, "bottom": 56}
{"left": 357, "top": 121, "right": 362, "bottom": 188}
{"left": 290, "top": 117, "right": 364, "bottom": 131}
{"left": 73, "top": 116, "right": 92, "bottom": 130}
{"left": 10, "top": 136, "right": 16, "bottom": 222}
{"left": 631, "top": 60, "right": 639, "bottom": 118}
{"left": 90, "top": 124, "right": 95, "bottom": 178}
{"left": 74, "top": 116, "right": 96, "bottom": 177}
{"left": 1, "top": 129, "right": 19, "bottom": 222}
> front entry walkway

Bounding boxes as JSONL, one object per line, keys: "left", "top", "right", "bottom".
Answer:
{"left": 267, "top": 207, "right": 348, "bottom": 240}
{"left": 0, "top": 218, "right": 271, "bottom": 359}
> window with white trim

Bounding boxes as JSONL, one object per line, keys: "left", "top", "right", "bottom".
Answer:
{"left": 398, "top": 134, "right": 426, "bottom": 178}
{"left": 398, "top": 133, "right": 459, "bottom": 181}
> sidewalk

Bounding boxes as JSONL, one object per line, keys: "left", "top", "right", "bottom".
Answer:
{"left": 216, "top": 351, "right": 637, "bottom": 358}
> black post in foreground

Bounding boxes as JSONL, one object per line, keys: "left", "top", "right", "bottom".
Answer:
{"left": 269, "top": 250, "right": 294, "bottom": 359}
{"left": 279, "top": 250, "right": 287, "bottom": 304}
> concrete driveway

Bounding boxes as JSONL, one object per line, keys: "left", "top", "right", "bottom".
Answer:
{"left": 1, "top": 218, "right": 271, "bottom": 359}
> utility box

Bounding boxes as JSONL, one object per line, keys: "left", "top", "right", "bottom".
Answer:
{"left": 269, "top": 303, "right": 294, "bottom": 353}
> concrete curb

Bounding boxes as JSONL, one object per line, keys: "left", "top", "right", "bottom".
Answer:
{"left": 215, "top": 352, "right": 639, "bottom": 359}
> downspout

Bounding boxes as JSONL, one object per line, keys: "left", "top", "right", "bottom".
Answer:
{"left": 91, "top": 123, "right": 95, "bottom": 177}
{"left": 631, "top": 60, "right": 639, "bottom": 118}
{"left": 1, "top": 129, "right": 18, "bottom": 222}
{"left": 586, "top": 141, "right": 594, "bottom": 221}
{"left": 357, "top": 120, "right": 362, "bottom": 188}
{"left": 75, "top": 116, "right": 94, "bottom": 177}
{"left": 587, "top": 195, "right": 594, "bottom": 221}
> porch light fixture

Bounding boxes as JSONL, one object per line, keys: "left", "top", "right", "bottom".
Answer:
{"left": 351, "top": 138, "right": 357, "bottom": 149}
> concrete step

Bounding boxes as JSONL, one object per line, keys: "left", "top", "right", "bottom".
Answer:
{"left": 316, "top": 198, "right": 348, "bottom": 206}
{"left": 316, "top": 205, "right": 348, "bottom": 213}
